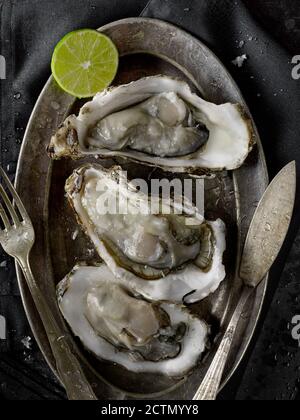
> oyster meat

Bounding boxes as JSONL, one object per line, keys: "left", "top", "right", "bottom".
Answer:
{"left": 57, "top": 264, "right": 208, "bottom": 376}
{"left": 65, "top": 164, "right": 226, "bottom": 303}
{"left": 48, "top": 76, "right": 254, "bottom": 174}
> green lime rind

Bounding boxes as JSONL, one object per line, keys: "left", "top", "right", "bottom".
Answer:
{"left": 51, "top": 29, "right": 119, "bottom": 98}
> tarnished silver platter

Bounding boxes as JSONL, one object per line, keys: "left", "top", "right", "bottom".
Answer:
{"left": 15, "top": 18, "right": 268, "bottom": 399}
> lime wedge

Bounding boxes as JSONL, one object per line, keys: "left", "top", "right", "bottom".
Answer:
{"left": 51, "top": 29, "right": 119, "bottom": 98}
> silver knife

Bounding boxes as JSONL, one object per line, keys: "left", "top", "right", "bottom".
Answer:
{"left": 193, "top": 161, "right": 297, "bottom": 400}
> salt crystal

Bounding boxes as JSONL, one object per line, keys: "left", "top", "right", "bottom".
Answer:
{"left": 21, "top": 336, "right": 32, "bottom": 350}
{"left": 232, "top": 54, "right": 248, "bottom": 68}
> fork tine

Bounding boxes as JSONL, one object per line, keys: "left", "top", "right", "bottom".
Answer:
{"left": 0, "top": 183, "right": 20, "bottom": 225}
{"left": 0, "top": 201, "right": 10, "bottom": 230}
{"left": 0, "top": 167, "right": 28, "bottom": 221}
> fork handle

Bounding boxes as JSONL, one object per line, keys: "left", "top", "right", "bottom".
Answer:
{"left": 18, "top": 257, "right": 97, "bottom": 400}
{"left": 193, "top": 287, "right": 253, "bottom": 400}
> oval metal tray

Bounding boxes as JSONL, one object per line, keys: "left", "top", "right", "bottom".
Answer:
{"left": 15, "top": 18, "right": 268, "bottom": 399}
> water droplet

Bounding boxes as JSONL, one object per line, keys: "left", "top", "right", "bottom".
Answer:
{"left": 6, "top": 162, "right": 17, "bottom": 174}
{"left": 72, "top": 229, "right": 79, "bottom": 241}
{"left": 14, "top": 92, "right": 21, "bottom": 100}
{"left": 51, "top": 101, "right": 60, "bottom": 111}
{"left": 285, "top": 19, "right": 296, "bottom": 30}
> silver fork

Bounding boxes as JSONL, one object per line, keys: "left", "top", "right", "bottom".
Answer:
{"left": 0, "top": 167, "right": 97, "bottom": 400}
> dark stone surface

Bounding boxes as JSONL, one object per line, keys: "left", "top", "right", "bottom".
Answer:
{"left": 0, "top": 0, "right": 300, "bottom": 400}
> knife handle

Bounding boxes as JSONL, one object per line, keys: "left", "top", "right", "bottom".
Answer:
{"left": 193, "top": 287, "right": 253, "bottom": 400}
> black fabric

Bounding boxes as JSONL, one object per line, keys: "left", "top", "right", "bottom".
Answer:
{"left": 142, "top": 0, "right": 300, "bottom": 401}
{"left": 0, "top": 0, "right": 300, "bottom": 400}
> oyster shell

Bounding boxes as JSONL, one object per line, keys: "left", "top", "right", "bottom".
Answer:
{"left": 48, "top": 76, "right": 254, "bottom": 174}
{"left": 65, "top": 164, "right": 226, "bottom": 303}
{"left": 57, "top": 264, "right": 208, "bottom": 376}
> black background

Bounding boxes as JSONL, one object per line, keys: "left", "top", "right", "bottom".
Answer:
{"left": 0, "top": 0, "right": 300, "bottom": 400}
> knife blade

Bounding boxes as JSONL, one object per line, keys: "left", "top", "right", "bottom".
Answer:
{"left": 193, "top": 161, "right": 296, "bottom": 400}
{"left": 240, "top": 161, "right": 296, "bottom": 287}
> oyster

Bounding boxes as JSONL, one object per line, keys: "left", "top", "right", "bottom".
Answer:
{"left": 65, "top": 164, "right": 226, "bottom": 303}
{"left": 48, "top": 76, "right": 254, "bottom": 174}
{"left": 57, "top": 264, "right": 208, "bottom": 376}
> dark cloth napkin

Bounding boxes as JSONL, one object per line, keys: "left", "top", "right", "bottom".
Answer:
{"left": 0, "top": 0, "right": 300, "bottom": 400}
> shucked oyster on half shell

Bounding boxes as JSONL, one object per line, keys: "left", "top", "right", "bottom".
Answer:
{"left": 48, "top": 76, "right": 254, "bottom": 174}
{"left": 57, "top": 263, "right": 208, "bottom": 376}
{"left": 65, "top": 164, "right": 226, "bottom": 304}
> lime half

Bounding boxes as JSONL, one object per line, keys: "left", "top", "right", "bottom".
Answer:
{"left": 51, "top": 29, "right": 119, "bottom": 98}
